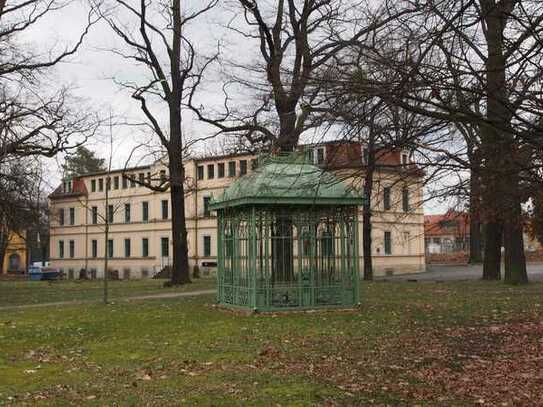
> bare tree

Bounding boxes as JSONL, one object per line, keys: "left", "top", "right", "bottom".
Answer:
{"left": 189, "top": 0, "right": 418, "bottom": 152}
{"left": 0, "top": 1, "right": 99, "bottom": 164}
{"left": 0, "top": 158, "right": 45, "bottom": 272}
{"left": 347, "top": 0, "right": 543, "bottom": 284}
{"left": 98, "top": 0, "right": 218, "bottom": 285}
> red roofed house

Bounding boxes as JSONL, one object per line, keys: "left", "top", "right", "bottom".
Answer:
{"left": 424, "top": 211, "right": 470, "bottom": 254}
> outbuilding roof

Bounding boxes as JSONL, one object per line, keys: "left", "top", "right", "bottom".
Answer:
{"left": 210, "top": 153, "right": 363, "bottom": 209}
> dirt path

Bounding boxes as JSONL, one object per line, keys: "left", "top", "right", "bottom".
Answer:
{"left": 0, "top": 289, "right": 217, "bottom": 311}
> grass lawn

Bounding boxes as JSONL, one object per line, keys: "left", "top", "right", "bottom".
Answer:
{"left": 0, "top": 278, "right": 216, "bottom": 307}
{"left": 1, "top": 281, "right": 543, "bottom": 406}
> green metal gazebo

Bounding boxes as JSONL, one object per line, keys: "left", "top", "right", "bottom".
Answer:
{"left": 210, "top": 153, "right": 362, "bottom": 312}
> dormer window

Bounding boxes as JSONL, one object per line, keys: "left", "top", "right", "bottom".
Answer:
{"left": 63, "top": 180, "right": 73, "bottom": 193}
{"left": 305, "top": 146, "right": 326, "bottom": 165}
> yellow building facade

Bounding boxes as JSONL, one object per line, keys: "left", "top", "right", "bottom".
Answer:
{"left": 2, "top": 231, "right": 27, "bottom": 274}
{"left": 49, "top": 145, "right": 426, "bottom": 278}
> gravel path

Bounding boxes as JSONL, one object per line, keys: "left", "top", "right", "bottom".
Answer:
{"left": 0, "top": 289, "right": 217, "bottom": 311}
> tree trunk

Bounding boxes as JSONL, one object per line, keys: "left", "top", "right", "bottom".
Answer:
{"left": 469, "top": 168, "right": 483, "bottom": 263}
{"left": 502, "top": 166, "right": 528, "bottom": 284}
{"left": 469, "top": 216, "right": 483, "bottom": 264}
{"left": 0, "top": 241, "right": 7, "bottom": 274}
{"left": 362, "top": 138, "right": 376, "bottom": 281}
{"left": 482, "top": 221, "right": 502, "bottom": 280}
{"left": 166, "top": 0, "right": 190, "bottom": 286}
{"left": 503, "top": 218, "right": 528, "bottom": 284}
{"left": 103, "top": 209, "right": 109, "bottom": 304}
{"left": 362, "top": 185, "right": 373, "bottom": 281}
{"left": 169, "top": 158, "right": 191, "bottom": 285}
{"left": 479, "top": 0, "right": 526, "bottom": 282}
{"left": 271, "top": 217, "right": 294, "bottom": 283}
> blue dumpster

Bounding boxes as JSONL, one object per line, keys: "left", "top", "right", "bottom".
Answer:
{"left": 28, "top": 266, "right": 43, "bottom": 281}
{"left": 28, "top": 267, "right": 59, "bottom": 281}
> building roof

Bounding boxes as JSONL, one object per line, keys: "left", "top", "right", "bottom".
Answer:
{"left": 424, "top": 211, "right": 470, "bottom": 237}
{"left": 75, "top": 164, "right": 152, "bottom": 178}
{"left": 210, "top": 154, "right": 363, "bottom": 209}
{"left": 48, "top": 179, "right": 88, "bottom": 200}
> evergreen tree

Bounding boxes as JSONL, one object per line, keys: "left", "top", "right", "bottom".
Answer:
{"left": 62, "top": 146, "right": 105, "bottom": 177}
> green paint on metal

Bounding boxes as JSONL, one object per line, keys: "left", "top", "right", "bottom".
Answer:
{"left": 210, "top": 153, "right": 362, "bottom": 210}
{"left": 214, "top": 153, "right": 362, "bottom": 312}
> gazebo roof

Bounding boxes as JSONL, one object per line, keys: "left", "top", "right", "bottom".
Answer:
{"left": 210, "top": 154, "right": 363, "bottom": 209}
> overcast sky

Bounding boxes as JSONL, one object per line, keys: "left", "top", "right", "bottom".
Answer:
{"left": 20, "top": 0, "right": 450, "bottom": 213}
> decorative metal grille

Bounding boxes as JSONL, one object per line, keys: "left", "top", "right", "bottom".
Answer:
{"left": 217, "top": 206, "right": 359, "bottom": 311}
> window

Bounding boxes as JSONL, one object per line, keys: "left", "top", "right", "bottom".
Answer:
{"left": 363, "top": 147, "right": 369, "bottom": 164}
{"left": 306, "top": 148, "right": 314, "bottom": 163}
{"left": 69, "top": 208, "right": 75, "bottom": 225}
{"left": 91, "top": 206, "right": 98, "bottom": 224}
{"left": 203, "top": 235, "right": 211, "bottom": 257}
{"left": 404, "top": 232, "right": 411, "bottom": 254}
{"left": 142, "top": 201, "right": 149, "bottom": 222}
{"left": 161, "top": 200, "right": 168, "bottom": 220}
{"left": 138, "top": 172, "right": 145, "bottom": 185}
{"left": 124, "top": 238, "right": 131, "bottom": 258}
{"left": 239, "top": 160, "right": 247, "bottom": 175}
{"left": 228, "top": 161, "right": 236, "bottom": 177}
{"left": 383, "top": 187, "right": 391, "bottom": 211}
{"left": 203, "top": 196, "right": 211, "bottom": 217}
{"left": 91, "top": 239, "right": 98, "bottom": 258}
{"left": 59, "top": 208, "right": 65, "bottom": 226}
{"left": 91, "top": 179, "right": 96, "bottom": 192}
{"left": 98, "top": 178, "right": 104, "bottom": 191}
{"left": 142, "top": 238, "right": 149, "bottom": 257}
{"left": 106, "top": 177, "right": 111, "bottom": 190}
{"left": 146, "top": 172, "right": 152, "bottom": 183}
{"left": 218, "top": 163, "right": 225, "bottom": 178}
{"left": 402, "top": 187, "right": 409, "bottom": 212}
{"left": 384, "top": 231, "right": 392, "bottom": 255}
{"left": 401, "top": 153, "right": 409, "bottom": 165}
{"left": 316, "top": 147, "right": 325, "bottom": 165}
{"left": 161, "top": 237, "right": 169, "bottom": 257}
{"left": 59, "top": 240, "right": 64, "bottom": 258}
{"left": 122, "top": 176, "right": 128, "bottom": 189}
{"left": 130, "top": 176, "right": 136, "bottom": 188}
{"left": 197, "top": 165, "right": 204, "bottom": 180}
{"left": 69, "top": 240, "right": 75, "bottom": 258}
{"left": 107, "top": 204, "right": 114, "bottom": 224}
{"left": 207, "top": 164, "right": 215, "bottom": 179}
{"left": 160, "top": 170, "right": 167, "bottom": 184}
{"left": 107, "top": 239, "right": 114, "bottom": 258}
{"left": 440, "top": 220, "right": 458, "bottom": 228}
{"left": 114, "top": 176, "right": 119, "bottom": 189}
{"left": 124, "top": 203, "right": 131, "bottom": 223}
